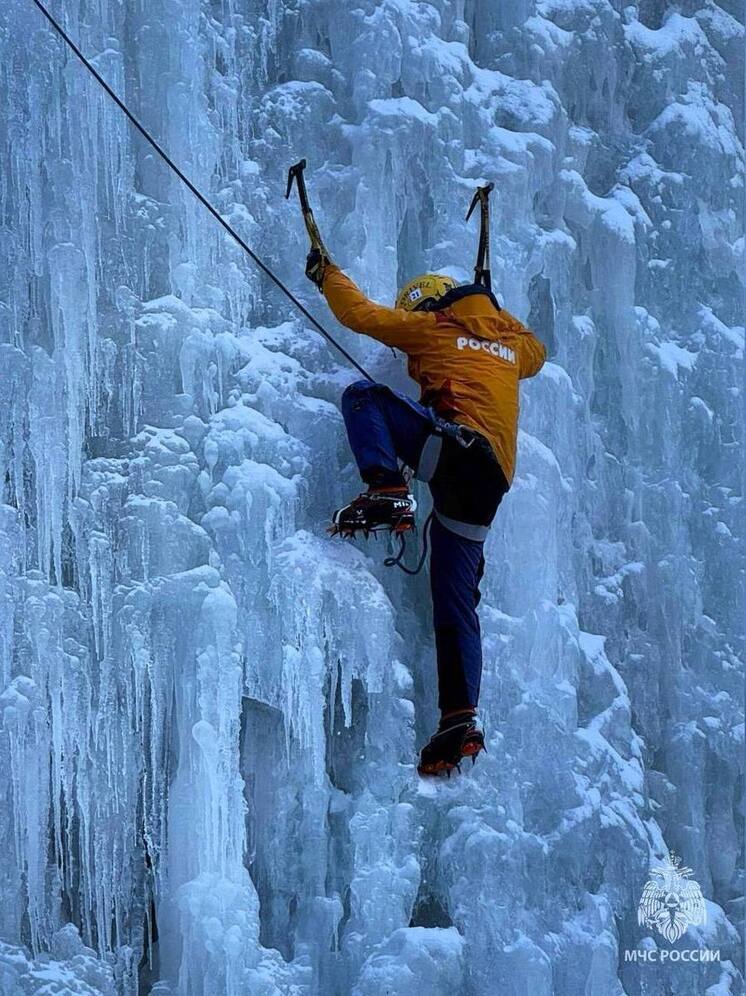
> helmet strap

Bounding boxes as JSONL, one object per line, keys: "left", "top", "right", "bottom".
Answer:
{"left": 416, "top": 284, "right": 501, "bottom": 313}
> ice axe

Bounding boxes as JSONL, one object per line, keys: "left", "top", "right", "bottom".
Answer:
{"left": 466, "top": 181, "right": 494, "bottom": 290}
{"left": 286, "top": 158, "right": 330, "bottom": 257}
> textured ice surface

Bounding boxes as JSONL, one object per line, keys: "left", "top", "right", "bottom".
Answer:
{"left": 0, "top": 0, "right": 743, "bottom": 994}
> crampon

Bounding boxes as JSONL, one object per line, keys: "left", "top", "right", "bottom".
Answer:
{"left": 328, "top": 487, "right": 416, "bottom": 539}
{"left": 417, "top": 719, "right": 485, "bottom": 777}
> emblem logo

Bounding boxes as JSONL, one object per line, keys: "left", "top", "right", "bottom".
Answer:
{"left": 638, "top": 853, "right": 707, "bottom": 943}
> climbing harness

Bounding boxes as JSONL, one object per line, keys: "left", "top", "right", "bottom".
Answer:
{"left": 382, "top": 419, "right": 477, "bottom": 575}
{"left": 29, "top": 0, "right": 373, "bottom": 383}
{"left": 465, "top": 182, "right": 494, "bottom": 290}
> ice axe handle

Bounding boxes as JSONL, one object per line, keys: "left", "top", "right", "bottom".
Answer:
{"left": 474, "top": 266, "right": 492, "bottom": 291}
{"left": 466, "top": 182, "right": 494, "bottom": 290}
{"left": 286, "top": 159, "right": 328, "bottom": 255}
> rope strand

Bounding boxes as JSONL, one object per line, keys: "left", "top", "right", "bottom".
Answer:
{"left": 384, "top": 511, "right": 433, "bottom": 575}
{"left": 30, "top": 0, "right": 373, "bottom": 382}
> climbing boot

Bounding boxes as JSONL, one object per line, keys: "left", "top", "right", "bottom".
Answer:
{"left": 418, "top": 716, "right": 485, "bottom": 776}
{"left": 330, "top": 486, "right": 416, "bottom": 538}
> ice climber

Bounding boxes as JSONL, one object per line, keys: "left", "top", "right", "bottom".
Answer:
{"left": 305, "top": 249, "right": 546, "bottom": 775}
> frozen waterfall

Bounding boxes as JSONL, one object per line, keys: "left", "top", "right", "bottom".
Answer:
{"left": 0, "top": 0, "right": 743, "bottom": 994}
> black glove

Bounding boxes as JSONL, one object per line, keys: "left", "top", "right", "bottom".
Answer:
{"left": 305, "top": 247, "right": 330, "bottom": 290}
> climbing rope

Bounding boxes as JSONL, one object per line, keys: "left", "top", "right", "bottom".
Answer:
{"left": 384, "top": 511, "right": 433, "bottom": 575}
{"left": 30, "top": 0, "right": 373, "bottom": 382}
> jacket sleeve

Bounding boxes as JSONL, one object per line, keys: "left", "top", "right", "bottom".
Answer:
{"left": 322, "top": 264, "right": 435, "bottom": 352}
{"left": 501, "top": 309, "right": 546, "bottom": 379}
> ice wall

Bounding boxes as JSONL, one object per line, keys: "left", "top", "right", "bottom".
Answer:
{"left": 0, "top": 1, "right": 743, "bottom": 994}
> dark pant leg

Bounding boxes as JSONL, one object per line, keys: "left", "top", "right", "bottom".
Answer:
{"left": 430, "top": 515, "right": 486, "bottom": 713}
{"left": 341, "top": 380, "right": 434, "bottom": 486}
{"left": 428, "top": 436, "right": 509, "bottom": 714}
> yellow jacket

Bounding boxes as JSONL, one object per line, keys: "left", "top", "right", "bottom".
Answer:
{"left": 322, "top": 265, "right": 546, "bottom": 483}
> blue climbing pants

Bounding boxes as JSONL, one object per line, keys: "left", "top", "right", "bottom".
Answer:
{"left": 341, "top": 380, "right": 509, "bottom": 713}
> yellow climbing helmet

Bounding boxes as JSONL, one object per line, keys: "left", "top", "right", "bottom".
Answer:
{"left": 395, "top": 273, "right": 459, "bottom": 312}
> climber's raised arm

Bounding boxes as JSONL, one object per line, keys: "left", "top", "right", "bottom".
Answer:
{"left": 307, "top": 253, "right": 435, "bottom": 351}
